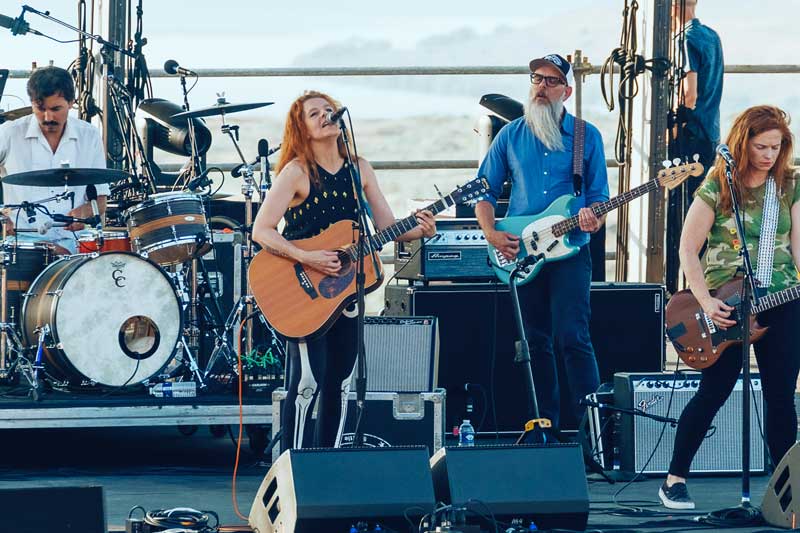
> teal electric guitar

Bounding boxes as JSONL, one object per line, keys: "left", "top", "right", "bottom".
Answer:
{"left": 487, "top": 160, "right": 704, "bottom": 285}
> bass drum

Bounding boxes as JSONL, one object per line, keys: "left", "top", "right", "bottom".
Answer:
{"left": 22, "top": 252, "right": 182, "bottom": 387}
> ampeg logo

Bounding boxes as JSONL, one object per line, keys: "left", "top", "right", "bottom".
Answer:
{"left": 428, "top": 251, "right": 461, "bottom": 261}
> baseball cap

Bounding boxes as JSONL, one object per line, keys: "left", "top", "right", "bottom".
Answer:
{"left": 529, "top": 54, "right": 574, "bottom": 87}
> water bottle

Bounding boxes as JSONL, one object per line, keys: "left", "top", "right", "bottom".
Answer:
{"left": 149, "top": 381, "right": 197, "bottom": 398}
{"left": 458, "top": 419, "right": 475, "bottom": 447}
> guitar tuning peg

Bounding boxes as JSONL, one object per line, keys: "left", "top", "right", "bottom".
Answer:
{"left": 662, "top": 160, "right": 672, "bottom": 168}
{"left": 672, "top": 158, "right": 681, "bottom": 166}
{"left": 693, "top": 153, "right": 700, "bottom": 162}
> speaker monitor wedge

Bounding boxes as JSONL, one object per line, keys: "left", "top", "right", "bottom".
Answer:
{"left": 762, "top": 442, "right": 800, "bottom": 529}
{"left": 430, "top": 444, "right": 589, "bottom": 531}
{"left": 250, "top": 446, "right": 436, "bottom": 533}
{"left": 0, "top": 485, "right": 106, "bottom": 533}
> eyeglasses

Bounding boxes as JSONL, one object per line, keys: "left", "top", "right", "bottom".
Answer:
{"left": 530, "top": 73, "right": 566, "bottom": 87}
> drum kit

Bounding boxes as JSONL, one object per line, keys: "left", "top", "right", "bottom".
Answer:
{"left": 0, "top": 99, "right": 284, "bottom": 400}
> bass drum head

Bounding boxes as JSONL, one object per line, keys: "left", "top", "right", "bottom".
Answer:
{"left": 27, "top": 252, "right": 182, "bottom": 387}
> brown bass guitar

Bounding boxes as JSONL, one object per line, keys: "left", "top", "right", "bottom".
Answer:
{"left": 665, "top": 278, "right": 800, "bottom": 369}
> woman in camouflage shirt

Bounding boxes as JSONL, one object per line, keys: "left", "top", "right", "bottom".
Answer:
{"left": 660, "top": 106, "right": 800, "bottom": 509}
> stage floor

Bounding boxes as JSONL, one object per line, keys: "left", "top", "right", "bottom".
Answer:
{"left": 0, "top": 426, "right": 785, "bottom": 533}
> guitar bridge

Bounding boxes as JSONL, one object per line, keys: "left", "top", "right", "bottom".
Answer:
{"left": 494, "top": 249, "right": 513, "bottom": 267}
{"left": 294, "top": 263, "right": 319, "bottom": 300}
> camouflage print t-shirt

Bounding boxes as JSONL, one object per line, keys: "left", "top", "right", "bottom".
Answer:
{"left": 696, "top": 176, "right": 800, "bottom": 292}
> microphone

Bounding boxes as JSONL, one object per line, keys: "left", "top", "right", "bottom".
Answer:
{"left": 85, "top": 184, "right": 102, "bottom": 228}
{"left": 164, "top": 59, "right": 196, "bottom": 77}
{"left": 325, "top": 107, "right": 348, "bottom": 124}
{"left": 716, "top": 143, "right": 736, "bottom": 168}
{"left": 21, "top": 202, "right": 36, "bottom": 224}
{"left": 231, "top": 140, "right": 280, "bottom": 178}
{"left": 258, "top": 138, "right": 270, "bottom": 200}
{"left": 186, "top": 168, "right": 213, "bottom": 191}
{"left": 51, "top": 213, "right": 87, "bottom": 224}
{"left": 0, "top": 12, "right": 41, "bottom": 36}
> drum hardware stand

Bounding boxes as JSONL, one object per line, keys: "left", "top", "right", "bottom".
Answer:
{"left": 219, "top": 118, "right": 266, "bottom": 360}
{"left": 176, "top": 335, "right": 206, "bottom": 388}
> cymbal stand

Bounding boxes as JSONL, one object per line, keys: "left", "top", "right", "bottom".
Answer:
{"left": 220, "top": 116, "right": 259, "bottom": 359}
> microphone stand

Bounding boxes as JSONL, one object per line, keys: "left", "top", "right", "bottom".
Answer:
{"left": 338, "top": 113, "right": 378, "bottom": 448}
{"left": 703, "top": 158, "right": 760, "bottom": 522}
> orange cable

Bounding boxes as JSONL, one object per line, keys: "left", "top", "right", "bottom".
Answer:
{"left": 231, "top": 319, "right": 249, "bottom": 521}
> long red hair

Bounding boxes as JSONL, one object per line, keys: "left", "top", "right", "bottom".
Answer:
{"left": 708, "top": 105, "right": 796, "bottom": 214}
{"left": 275, "top": 90, "right": 347, "bottom": 188}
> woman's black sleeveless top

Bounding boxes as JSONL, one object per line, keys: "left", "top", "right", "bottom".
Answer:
{"left": 282, "top": 163, "right": 360, "bottom": 241}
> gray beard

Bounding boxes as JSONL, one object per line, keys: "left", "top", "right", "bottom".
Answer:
{"left": 525, "top": 98, "right": 565, "bottom": 152}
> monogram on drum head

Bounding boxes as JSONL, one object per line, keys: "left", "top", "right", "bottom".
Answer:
{"left": 111, "top": 259, "right": 127, "bottom": 288}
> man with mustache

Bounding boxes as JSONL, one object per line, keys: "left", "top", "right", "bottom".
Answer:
{"left": 0, "top": 66, "right": 108, "bottom": 253}
{"left": 475, "top": 54, "right": 609, "bottom": 434}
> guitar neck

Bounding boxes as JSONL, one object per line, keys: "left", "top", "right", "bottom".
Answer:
{"left": 369, "top": 196, "right": 453, "bottom": 249}
{"left": 753, "top": 284, "right": 800, "bottom": 313}
{"left": 553, "top": 179, "right": 662, "bottom": 237}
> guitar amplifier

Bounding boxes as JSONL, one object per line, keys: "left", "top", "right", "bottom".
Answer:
{"left": 394, "top": 219, "right": 495, "bottom": 282}
{"left": 614, "top": 372, "right": 767, "bottom": 474}
{"left": 365, "top": 316, "right": 438, "bottom": 392}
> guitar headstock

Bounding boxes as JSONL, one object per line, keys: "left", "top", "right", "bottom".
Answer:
{"left": 449, "top": 176, "right": 490, "bottom": 205}
{"left": 657, "top": 158, "right": 705, "bottom": 191}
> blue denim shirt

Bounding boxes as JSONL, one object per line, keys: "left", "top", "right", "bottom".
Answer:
{"left": 477, "top": 113, "right": 609, "bottom": 248}
{"left": 683, "top": 18, "right": 724, "bottom": 143}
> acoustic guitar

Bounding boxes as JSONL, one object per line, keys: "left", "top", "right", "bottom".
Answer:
{"left": 249, "top": 177, "right": 489, "bottom": 340}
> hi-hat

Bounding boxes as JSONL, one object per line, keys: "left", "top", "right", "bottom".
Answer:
{"left": 171, "top": 100, "right": 273, "bottom": 120}
{"left": 1, "top": 168, "right": 132, "bottom": 187}
{"left": 0, "top": 106, "right": 32, "bottom": 124}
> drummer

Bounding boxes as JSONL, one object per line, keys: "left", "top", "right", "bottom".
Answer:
{"left": 0, "top": 66, "right": 109, "bottom": 254}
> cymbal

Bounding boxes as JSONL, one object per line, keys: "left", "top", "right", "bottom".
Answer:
{"left": 0, "top": 106, "right": 32, "bottom": 124}
{"left": 171, "top": 101, "right": 273, "bottom": 120}
{"left": 1, "top": 168, "right": 132, "bottom": 187}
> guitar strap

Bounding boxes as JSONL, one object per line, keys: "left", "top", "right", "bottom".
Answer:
{"left": 755, "top": 176, "right": 779, "bottom": 291}
{"left": 572, "top": 117, "right": 587, "bottom": 197}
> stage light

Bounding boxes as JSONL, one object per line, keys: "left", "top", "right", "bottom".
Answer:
{"left": 479, "top": 93, "right": 524, "bottom": 123}
{"left": 138, "top": 98, "right": 212, "bottom": 157}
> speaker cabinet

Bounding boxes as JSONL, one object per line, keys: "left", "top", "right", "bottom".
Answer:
{"left": 384, "top": 282, "right": 664, "bottom": 432}
{"left": 763, "top": 442, "right": 800, "bottom": 528}
{"left": 365, "top": 316, "right": 438, "bottom": 392}
{"left": 250, "top": 447, "right": 435, "bottom": 533}
{"left": 0, "top": 485, "right": 106, "bottom": 533}
{"left": 430, "top": 444, "right": 589, "bottom": 531}
{"left": 614, "top": 372, "right": 766, "bottom": 474}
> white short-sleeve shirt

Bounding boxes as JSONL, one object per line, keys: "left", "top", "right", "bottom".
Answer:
{"left": 0, "top": 114, "right": 111, "bottom": 242}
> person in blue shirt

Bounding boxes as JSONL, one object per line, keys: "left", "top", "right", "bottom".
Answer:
{"left": 475, "top": 53, "right": 610, "bottom": 431}
{"left": 673, "top": 0, "right": 723, "bottom": 179}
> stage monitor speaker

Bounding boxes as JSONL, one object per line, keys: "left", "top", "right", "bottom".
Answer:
{"left": 249, "top": 446, "right": 435, "bottom": 533}
{"left": 0, "top": 485, "right": 106, "bottom": 533}
{"left": 365, "top": 316, "right": 438, "bottom": 392}
{"left": 762, "top": 442, "right": 800, "bottom": 529}
{"left": 430, "top": 443, "right": 589, "bottom": 531}
{"left": 614, "top": 372, "right": 766, "bottom": 474}
{"left": 384, "top": 282, "right": 664, "bottom": 432}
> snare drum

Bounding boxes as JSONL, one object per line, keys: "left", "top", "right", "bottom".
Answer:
{"left": 124, "top": 192, "right": 212, "bottom": 266}
{"left": 22, "top": 252, "right": 182, "bottom": 387}
{"left": 77, "top": 229, "right": 132, "bottom": 254}
{"left": 1, "top": 241, "right": 53, "bottom": 325}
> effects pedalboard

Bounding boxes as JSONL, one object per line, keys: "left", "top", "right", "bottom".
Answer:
{"left": 394, "top": 219, "right": 495, "bottom": 282}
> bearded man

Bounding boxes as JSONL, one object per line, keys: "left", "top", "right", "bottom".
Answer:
{"left": 475, "top": 53, "right": 609, "bottom": 430}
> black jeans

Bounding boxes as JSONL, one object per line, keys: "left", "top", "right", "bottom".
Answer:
{"left": 518, "top": 245, "right": 600, "bottom": 429}
{"left": 669, "top": 299, "right": 800, "bottom": 477}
